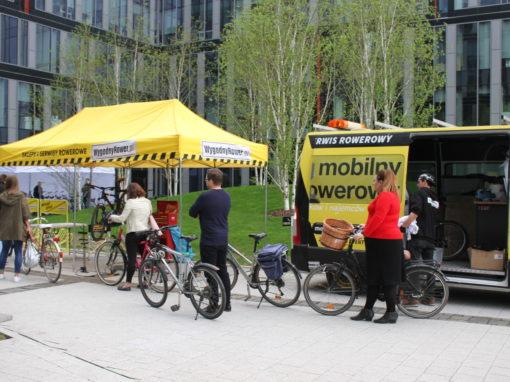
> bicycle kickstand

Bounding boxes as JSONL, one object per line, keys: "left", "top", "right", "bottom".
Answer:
{"left": 194, "top": 296, "right": 204, "bottom": 320}
{"left": 170, "top": 293, "right": 181, "bottom": 313}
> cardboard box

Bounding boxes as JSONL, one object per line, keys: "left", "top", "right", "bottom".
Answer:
{"left": 468, "top": 248, "right": 507, "bottom": 271}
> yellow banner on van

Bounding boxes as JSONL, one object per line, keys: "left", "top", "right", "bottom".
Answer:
{"left": 306, "top": 148, "right": 408, "bottom": 248}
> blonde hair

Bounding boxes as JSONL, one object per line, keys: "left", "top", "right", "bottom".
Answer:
{"left": 5, "top": 175, "right": 19, "bottom": 193}
{"left": 376, "top": 169, "right": 399, "bottom": 197}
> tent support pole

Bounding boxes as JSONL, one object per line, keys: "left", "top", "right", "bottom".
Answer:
{"left": 264, "top": 165, "right": 268, "bottom": 232}
{"left": 73, "top": 165, "right": 78, "bottom": 274}
{"left": 179, "top": 158, "right": 183, "bottom": 228}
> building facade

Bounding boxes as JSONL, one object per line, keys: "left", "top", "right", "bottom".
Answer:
{"left": 0, "top": 0, "right": 251, "bottom": 194}
{"left": 435, "top": 0, "right": 510, "bottom": 125}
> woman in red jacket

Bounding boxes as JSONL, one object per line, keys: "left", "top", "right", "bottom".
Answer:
{"left": 351, "top": 169, "right": 403, "bottom": 324}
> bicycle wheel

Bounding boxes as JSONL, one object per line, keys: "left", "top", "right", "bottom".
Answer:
{"left": 436, "top": 221, "right": 468, "bottom": 261}
{"left": 95, "top": 240, "right": 126, "bottom": 286}
{"left": 254, "top": 259, "right": 302, "bottom": 308}
{"left": 397, "top": 266, "right": 449, "bottom": 319}
{"left": 90, "top": 205, "right": 107, "bottom": 241}
{"left": 303, "top": 264, "right": 356, "bottom": 316}
{"left": 187, "top": 264, "right": 226, "bottom": 319}
{"left": 226, "top": 257, "right": 239, "bottom": 290}
{"left": 40, "top": 240, "right": 62, "bottom": 283}
{"left": 139, "top": 259, "right": 168, "bottom": 308}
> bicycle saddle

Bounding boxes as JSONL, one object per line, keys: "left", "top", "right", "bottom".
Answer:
{"left": 180, "top": 234, "right": 197, "bottom": 242}
{"left": 249, "top": 233, "right": 267, "bottom": 241}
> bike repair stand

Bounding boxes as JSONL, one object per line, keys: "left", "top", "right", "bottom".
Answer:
{"left": 77, "top": 229, "right": 94, "bottom": 276}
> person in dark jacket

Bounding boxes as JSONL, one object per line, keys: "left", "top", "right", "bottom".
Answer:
{"left": 401, "top": 173, "right": 440, "bottom": 262}
{"left": 0, "top": 175, "right": 33, "bottom": 282}
{"left": 189, "top": 168, "right": 231, "bottom": 312}
{"left": 351, "top": 169, "right": 403, "bottom": 324}
{"left": 33, "top": 181, "right": 43, "bottom": 199}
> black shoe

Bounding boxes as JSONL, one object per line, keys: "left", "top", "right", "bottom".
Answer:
{"left": 224, "top": 303, "right": 231, "bottom": 312}
{"left": 350, "top": 308, "right": 374, "bottom": 321}
{"left": 206, "top": 302, "right": 218, "bottom": 314}
{"left": 374, "top": 311, "right": 398, "bottom": 324}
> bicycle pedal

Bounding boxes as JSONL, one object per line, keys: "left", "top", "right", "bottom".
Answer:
{"left": 170, "top": 305, "right": 180, "bottom": 312}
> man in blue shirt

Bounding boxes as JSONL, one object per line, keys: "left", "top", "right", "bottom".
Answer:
{"left": 189, "top": 168, "right": 231, "bottom": 311}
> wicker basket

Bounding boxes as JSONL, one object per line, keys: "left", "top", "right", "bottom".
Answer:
{"left": 320, "top": 219, "right": 354, "bottom": 250}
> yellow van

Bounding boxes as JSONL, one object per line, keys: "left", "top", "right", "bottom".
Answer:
{"left": 292, "top": 126, "right": 510, "bottom": 291}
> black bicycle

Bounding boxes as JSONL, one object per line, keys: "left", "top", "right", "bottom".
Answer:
{"left": 303, "top": 225, "right": 449, "bottom": 319}
{"left": 90, "top": 183, "right": 126, "bottom": 241}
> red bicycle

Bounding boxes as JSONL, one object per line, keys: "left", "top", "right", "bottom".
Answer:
{"left": 94, "top": 225, "right": 178, "bottom": 290}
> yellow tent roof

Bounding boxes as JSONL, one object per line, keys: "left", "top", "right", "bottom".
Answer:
{"left": 0, "top": 100, "right": 268, "bottom": 168}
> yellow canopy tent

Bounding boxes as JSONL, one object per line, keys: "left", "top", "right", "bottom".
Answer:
{"left": 0, "top": 100, "right": 270, "bottom": 250}
{"left": 0, "top": 99, "right": 268, "bottom": 168}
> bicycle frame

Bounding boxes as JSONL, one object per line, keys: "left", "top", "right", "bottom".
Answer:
{"left": 227, "top": 244, "right": 255, "bottom": 284}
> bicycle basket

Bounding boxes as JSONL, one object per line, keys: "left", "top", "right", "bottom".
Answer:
{"left": 24, "top": 240, "right": 40, "bottom": 268}
{"left": 256, "top": 244, "right": 287, "bottom": 280}
{"left": 320, "top": 219, "right": 353, "bottom": 250}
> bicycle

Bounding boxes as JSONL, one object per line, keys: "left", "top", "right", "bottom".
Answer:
{"left": 138, "top": 231, "right": 227, "bottom": 320}
{"left": 224, "top": 233, "right": 302, "bottom": 308}
{"left": 90, "top": 182, "right": 126, "bottom": 241}
{"left": 303, "top": 225, "right": 449, "bottom": 319}
{"left": 94, "top": 225, "right": 178, "bottom": 292}
{"left": 436, "top": 220, "right": 468, "bottom": 261}
{"left": 21, "top": 223, "right": 63, "bottom": 283}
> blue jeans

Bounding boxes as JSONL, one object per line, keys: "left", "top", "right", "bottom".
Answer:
{"left": 0, "top": 240, "right": 23, "bottom": 274}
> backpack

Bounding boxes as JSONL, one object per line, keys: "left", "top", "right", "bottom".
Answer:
{"left": 256, "top": 244, "right": 288, "bottom": 280}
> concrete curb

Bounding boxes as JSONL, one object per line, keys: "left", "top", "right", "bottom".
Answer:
{"left": 0, "top": 312, "right": 12, "bottom": 323}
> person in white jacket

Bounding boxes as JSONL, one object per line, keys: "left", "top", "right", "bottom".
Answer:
{"left": 109, "top": 182, "right": 159, "bottom": 291}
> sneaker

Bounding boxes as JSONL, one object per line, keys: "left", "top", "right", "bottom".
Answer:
{"left": 13, "top": 276, "right": 20, "bottom": 283}
{"left": 421, "top": 297, "right": 436, "bottom": 305}
{"left": 401, "top": 297, "right": 419, "bottom": 306}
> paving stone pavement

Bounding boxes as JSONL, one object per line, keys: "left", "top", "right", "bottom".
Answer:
{"left": 1, "top": 276, "right": 510, "bottom": 382}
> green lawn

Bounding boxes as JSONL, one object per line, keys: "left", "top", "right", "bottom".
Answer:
{"left": 45, "top": 185, "right": 291, "bottom": 257}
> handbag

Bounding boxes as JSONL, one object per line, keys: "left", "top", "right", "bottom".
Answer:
{"left": 23, "top": 240, "right": 40, "bottom": 269}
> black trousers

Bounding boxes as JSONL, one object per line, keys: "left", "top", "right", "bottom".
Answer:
{"left": 200, "top": 244, "right": 231, "bottom": 304}
{"left": 125, "top": 232, "right": 145, "bottom": 283}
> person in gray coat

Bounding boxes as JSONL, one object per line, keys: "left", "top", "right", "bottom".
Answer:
{"left": 0, "top": 175, "right": 33, "bottom": 282}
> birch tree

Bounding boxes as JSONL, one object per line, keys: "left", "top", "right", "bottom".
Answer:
{"left": 331, "top": 0, "right": 443, "bottom": 128}
{"left": 219, "top": 0, "right": 333, "bottom": 218}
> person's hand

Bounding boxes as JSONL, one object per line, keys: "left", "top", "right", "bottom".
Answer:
{"left": 156, "top": 230, "right": 163, "bottom": 237}
{"left": 353, "top": 233, "right": 364, "bottom": 242}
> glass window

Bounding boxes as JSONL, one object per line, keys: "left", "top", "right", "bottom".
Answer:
{"left": 455, "top": 0, "right": 505, "bottom": 9}
{"left": 0, "top": 78, "right": 7, "bottom": 144}
{"left": 18, "top": 82, "right": 43, "bottom": 138}
{"left": 110, "top": 0, "right": 128, "bottom": 36}
{"left": 2, "top": 15, "right": 18, "bottom": 65}
{"left": 83, "top": 0, "right": 103, "bottom": 27}
{"left": 36, "top": 25, "right": 60, "bottom": 72}
{"left": 503, "top": 20, "right": 510, "bottom": 116}
{"left": 478, "top": 22, "right": 490, "bottom": 125}
{"left": 19, "top": 20, "right": 28, "bottom": 67}
{"left": 204, "top": 51, "right": 218, "bottom": 123}
{"left": 221, "top": 0, "right": 243, "bottom": 30}
{"left": 192, "top": 0, "right": 213, "bottom": 40}
{"left": 163, "top": 0, "right": 183, "bottom": 42}
{"left": 35, "top": 0, "right": 45, "bottom": 10}
{"left": 133, "top": 0, "right": 150, "bottom": 37}
{"left": 53, "top": 0, "right": 75, "bottom": 19}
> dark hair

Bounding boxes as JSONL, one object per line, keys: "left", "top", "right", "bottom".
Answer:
{"left": 5, "top": 175, "right": 19, "bottom": 192}
{"left": 418, "top": 173, "right": 435, "bottom": 186}
{"left": 126, "top": 182, "right": 146, "bottom": 199}
{"left": 206, "top": 168, "right": 223, "bottom": 186}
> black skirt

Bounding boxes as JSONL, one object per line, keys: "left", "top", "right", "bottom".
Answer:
{"left": 364, "top": 237, "right": 402, "bottom": 286}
